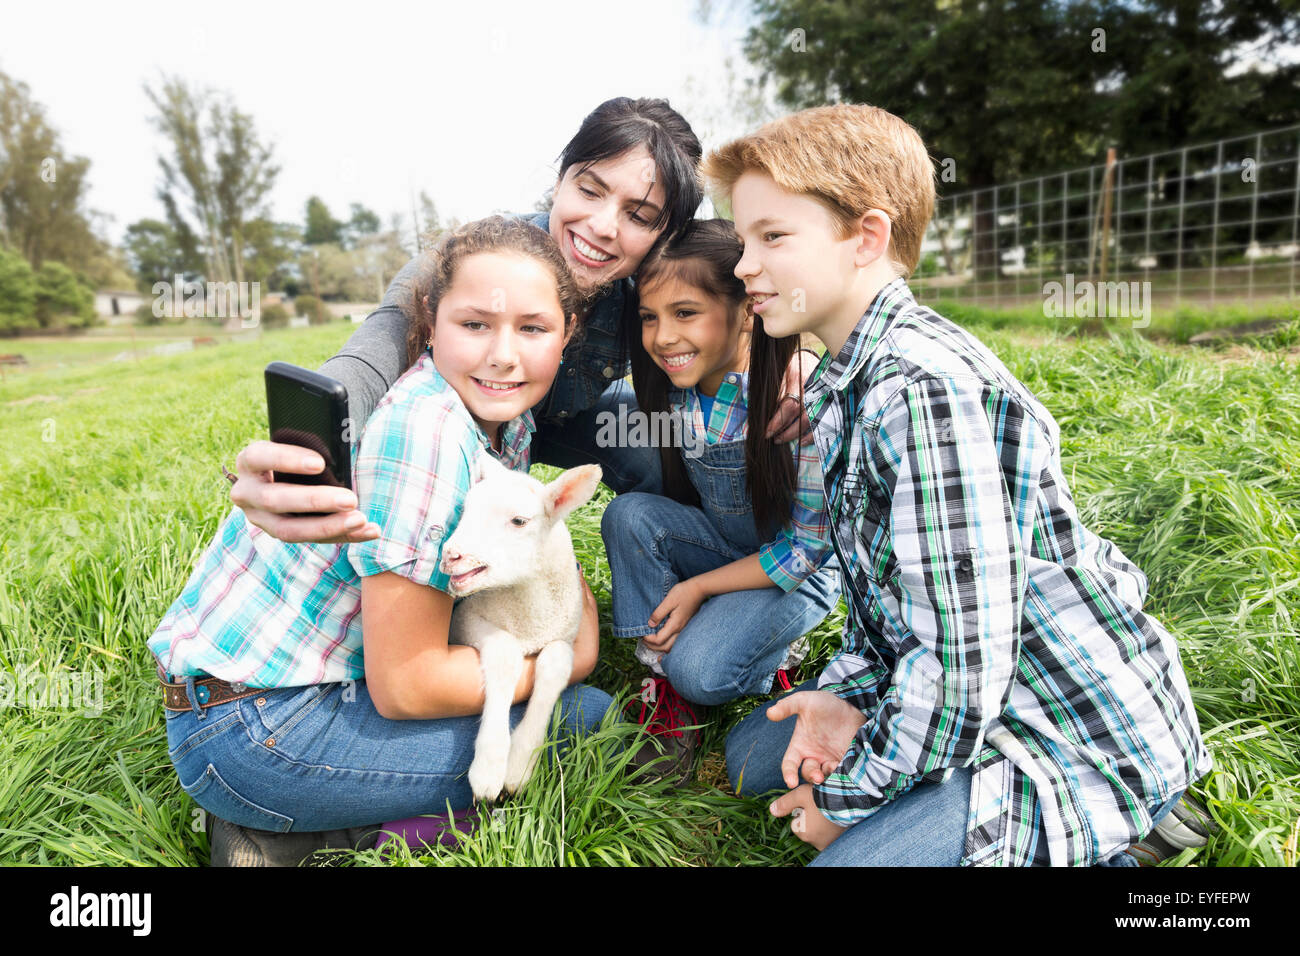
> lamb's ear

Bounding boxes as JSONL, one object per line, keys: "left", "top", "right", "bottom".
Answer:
{"left": 543, "top": 465, "right": 603, "bottom": 521}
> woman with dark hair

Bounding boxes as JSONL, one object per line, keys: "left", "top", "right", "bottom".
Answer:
{"left": 227, "top": 97, "right": 816, "bottom": 545}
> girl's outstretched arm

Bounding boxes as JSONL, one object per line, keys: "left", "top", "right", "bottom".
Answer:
{"left": 361, "top": 570, "right": 600, "bottom": 720}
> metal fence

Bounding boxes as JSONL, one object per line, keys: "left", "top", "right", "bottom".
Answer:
{"left": 911, "top": 124, "right": 1300, "bottom": 310}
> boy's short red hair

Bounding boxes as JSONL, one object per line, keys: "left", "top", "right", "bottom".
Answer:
{"left": 702, "top": 103, "right": 935, "bottom": 277}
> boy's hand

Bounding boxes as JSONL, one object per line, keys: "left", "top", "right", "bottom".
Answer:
{"left": 231, "top": 440, "right": 379, "bottom": 544}
{"left": 771, "top": 783, "right": 846, "bottom": 851}
{"left": 766, "top": 350, "right": 816, "bottom": 446}
{"left": 644, "top": 579, "right": 706, "bottom": 654}
{"left": 767, "top": 689, "right": 868, "bottom": 788}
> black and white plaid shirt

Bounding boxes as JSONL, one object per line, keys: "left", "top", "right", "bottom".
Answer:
{"left": 804, "top": 277, "right": 1212, "bottom": 866}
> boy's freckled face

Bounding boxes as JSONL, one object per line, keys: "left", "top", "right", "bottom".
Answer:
{"left": 731, "top": 169, "right": 861, "bottom": 339}
{"left": 430, "top": 252, "right": 568, "bottom": 439}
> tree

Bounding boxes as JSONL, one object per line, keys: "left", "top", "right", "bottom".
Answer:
{"left": 0, "top": 245, "right": 37, "bottom": 334}
{"left": 144, "top": 74, "right": 279, "bottom": 286}
{"left": 416, "top": 190, "right": 452, "bottom": 251}
{"left": 0, "top": 69, "right": 106, "bottom": 273}
{"left": 211, "top": 99, "right": 279, "bottom": 286}
{"left": 304, "top": 196, "right": 343, "bottom": 246}
{"left": 33, "top": 260, "right": 94, "bottom": 330}
{"left": 242, "top": 218, "right": 301, "bottom": 291}
{"left": 124, "top": 218, "right": 204, "bottom": 291}
{"left": 1098, "top": 0, "right": 1300, "bottom": 153}
{"left": 740, "top": 0, "right": 1300, "bottom": 275}
{"left": 742, "top": 0, "right": 1107, "bottom": 274}
{"left": 345, "top": 203, "right": 381, "bottom": 247}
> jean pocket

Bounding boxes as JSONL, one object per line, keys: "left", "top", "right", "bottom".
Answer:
{"left": 179, "top": 761, "right": 294, "bottom": 833}
{"left": 243, "top": 683, "right": 337, "bottom": 755}
{"left": 166, "top": 708, "right": 242, "bottom": 765}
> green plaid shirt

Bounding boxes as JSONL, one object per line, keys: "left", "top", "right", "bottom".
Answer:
{"left": 805, "top": 277, "right": 1212, "bottom": 866}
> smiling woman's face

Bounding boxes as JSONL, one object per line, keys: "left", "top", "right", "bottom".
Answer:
{"left": 548, "top": 145, "right": 668, "bottom": 294}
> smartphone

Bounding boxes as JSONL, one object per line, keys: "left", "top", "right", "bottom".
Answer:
{"left": 264, "top": 362, "right": 352, "bottom": 517}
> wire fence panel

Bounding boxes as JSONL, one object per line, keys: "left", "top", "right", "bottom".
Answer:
{"left": 912, "top": 124, "right": 1300, "bottom": 310}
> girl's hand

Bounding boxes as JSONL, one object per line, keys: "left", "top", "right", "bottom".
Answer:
{"left": 569, "top": 572, "right": 601, "bottom": 684}
{"left": 770, "top": 783, "right": 847, "bottom": 851}
{"left": 644, "top": 579, "right": 706, "bottom": 654}
{"left": 232, "top": 440, "right": 380, "bottom": 544}
{"left": 765, "top": 350, "right": 817, "bottom": 446}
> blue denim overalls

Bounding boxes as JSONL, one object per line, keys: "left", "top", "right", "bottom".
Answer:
{"left": 600, "top": 383, "right": 841, "bottom": 705}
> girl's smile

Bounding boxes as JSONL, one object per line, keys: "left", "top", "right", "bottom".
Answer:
{"left": 639, "top": 274, "right": 751, "bottom": 397}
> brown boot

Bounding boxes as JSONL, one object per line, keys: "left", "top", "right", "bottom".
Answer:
{"left": 205, "top": 812, "right": 381, "bottom": 867}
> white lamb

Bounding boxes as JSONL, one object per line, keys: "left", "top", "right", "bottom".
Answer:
{"left": 439, "top": 456, "right": 603, "bottom": 802}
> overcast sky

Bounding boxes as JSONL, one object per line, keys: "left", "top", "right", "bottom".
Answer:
{"left": 1, "top": 0, "right": 769, "bottom": 244}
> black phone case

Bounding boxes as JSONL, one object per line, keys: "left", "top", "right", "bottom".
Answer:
{"left": 265, "top": 362, "right": 352, "bottom": 517}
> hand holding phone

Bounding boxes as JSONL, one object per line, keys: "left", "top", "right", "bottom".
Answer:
{"left": 230, "top": 440, "right": 379, "bottom": 544}
{"left": 236, "top": 363, "right": 380, "bottom": 542}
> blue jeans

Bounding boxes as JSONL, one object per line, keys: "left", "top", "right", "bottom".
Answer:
{"left": 601, "top": 494, "right": 840, "bottom": 705}
{"left": 164, "top": 677, "right": 613, "bottom": 832}
{"left": 532, "top": 379, "right": 663, "bottom": 495}
{"left": 726, "top": 679, "right": 1186, "bottom": 866}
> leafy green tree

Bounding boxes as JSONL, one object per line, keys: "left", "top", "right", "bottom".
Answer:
{"left": 242, "top": 218, "right": 301, "bottom": 290}
{"left": 345, "top": 203, "right": 381, "bottom": 247}
{"left": 740, "top": 0, "right": 1300, "bottom": 274}
{"left": 304, "top": 196, "right": 343, "bottom": 246}
{"left": 144, "top": 74, "right": 279, "bottom": 285}
{"left": 33, "top": 260, "right": 94, "bottom": 329}
{"left": 1099, "top": 0, "right": 1300, "bottom": 152}
{"left": 0, "top": 245, "right": 37, "bottom": 334}
{"left": 0, "top": 69, "right": 106, "bottom": 274}
{"left": 124, "top": 218, "right": 204, "bottom": 291}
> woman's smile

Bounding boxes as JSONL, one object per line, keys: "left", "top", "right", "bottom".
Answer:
{"left": 569, "top": 230, "right": 614, "bottom": 265}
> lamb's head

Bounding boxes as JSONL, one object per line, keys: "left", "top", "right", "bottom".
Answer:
{"left": 439, "top": 456, "right": 603, "bottom": 598}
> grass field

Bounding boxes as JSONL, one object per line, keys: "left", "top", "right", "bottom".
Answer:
{"left": 1, "top": 310, "right": 1297, "bottom": 866}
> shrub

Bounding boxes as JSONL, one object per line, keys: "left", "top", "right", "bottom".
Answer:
{"left": 0, "top": 246, "right": 38, "bottom": 335}
{"left": 260, "top": 303, "right": 290, "bottom": 328}
{"left": 34, "top": 261, "right": 96, "bottom": 330}
{"left": 294, "top": 294, "right": 330, "bottom": 324}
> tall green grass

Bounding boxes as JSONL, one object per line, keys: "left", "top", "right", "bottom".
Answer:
{"left": 0, "top": 319, "right": 1295, "bottom": 866}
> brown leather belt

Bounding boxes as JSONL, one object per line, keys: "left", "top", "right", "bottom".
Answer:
{"left": 160, "top": 673, "right": 267, "bottom": 712}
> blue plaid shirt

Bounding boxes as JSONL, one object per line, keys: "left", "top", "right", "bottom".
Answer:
{"left": 670, "top": 373, "right": 834, "bottom": 591}
{"left": 805, "top": 277, "right": 1212, "bottom": 866}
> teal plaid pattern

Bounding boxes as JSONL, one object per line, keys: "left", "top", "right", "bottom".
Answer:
{"left": 804, "top": 277, "right": 1212, "bottom": 866}
{"left": 148, "top": 350, "right": 533, "bottom": 688}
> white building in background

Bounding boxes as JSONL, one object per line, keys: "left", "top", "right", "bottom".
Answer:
{"left": 94, "top": 289, "right": 146, "bottom": 323}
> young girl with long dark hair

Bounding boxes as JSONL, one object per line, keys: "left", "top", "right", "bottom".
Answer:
{"left": 600, "top": 219, "right": 840, "bottom": 782}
